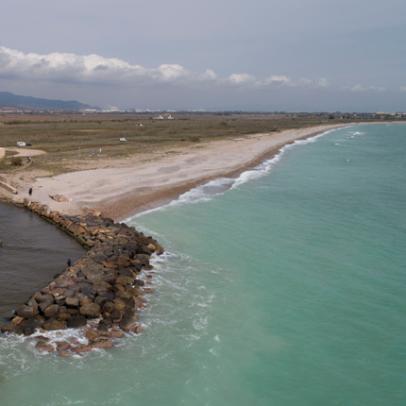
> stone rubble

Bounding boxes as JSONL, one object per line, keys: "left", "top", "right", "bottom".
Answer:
{"left": 0, "top": 200, "right": 164, "bottom": 355}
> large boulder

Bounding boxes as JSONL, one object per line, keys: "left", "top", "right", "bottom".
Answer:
{"left": 67, "top": 315, "right": 87, "bottom": 328}
{"left": 79, "top": 303, "right": 101, "bottom": 318}
{"left": 15, "top": 305, "right": 38, "bottom": 318}
{"left": 35, "top": 340, "right": 55, "bottom": 353}
{"left": 116, "top": 275, "right": 134, "bottom": 286}
{"left": 39, "top": 299, "right": 55, "bottom": 313}
{"left": 113, "top": 298, "right": 127, "bottom": 312}
{"left": 43, "top": 304, "right": 60, "bottom": 318}
{"left": 65, "top": 296, "right": 80, "bottom": 307}
{"left": 18, "top": 318, "right": 40, "bottom": 336}
{"left": 57, "top": 307, "right": 72, "bottom": 321}
{"left": 33, "top": 292, "right": 54, "bottom": 303}
{"left": 42, "top": 319, "right": 67, "bottom": 331}
{"left": 92, "top": 339, "right": 113, "bottom": 350}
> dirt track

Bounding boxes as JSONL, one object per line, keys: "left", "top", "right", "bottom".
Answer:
{"left": 4, "top": 147, "right": 46, "bottom": 157}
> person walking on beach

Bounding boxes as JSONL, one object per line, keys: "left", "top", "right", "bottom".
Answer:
{"left": 28, "top": 187, "right": 33, "bottom": 196}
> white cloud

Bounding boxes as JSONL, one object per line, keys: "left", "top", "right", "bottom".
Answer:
{"left": 316, "top": 78, "right": 329, "bottom": 88}
{"left": 201, "top": 69, "right": 217, "bottom": 80}
{"left": 298, "top": 77, "right": 330, "bottom": 88}
{"left": 262, "top": 75, "right": 292, "bottom": 86}
{"left": 0, "top": 46, "right": 330, "bottom": 91}
{"left": 259, "top": 76, "right": 329, "bottom": 89}
{"left": 0, "top": 46, "right": 190, "bottom": 84}
{"left": 228, "top": 73, "right": 256, "bottom": 85}
{"left": 155, "top": 64, "right": 189, "bottom": 81}
{"left": 350, "top": 84, "right": 386, "bottom": 92}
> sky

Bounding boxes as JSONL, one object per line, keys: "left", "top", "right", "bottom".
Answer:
{"left": 1, "top": 0, "right": 406, "bottom": 111}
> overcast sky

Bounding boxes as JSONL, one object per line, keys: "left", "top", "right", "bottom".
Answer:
{"left": 1, "top": 0, "right": 406, "bottom": 111}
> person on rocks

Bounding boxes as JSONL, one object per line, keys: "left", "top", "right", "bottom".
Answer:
{"left": 67, "top": 258, "right": 72, "bottom": 267}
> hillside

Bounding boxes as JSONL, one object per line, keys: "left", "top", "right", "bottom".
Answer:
{"left": 0, "top": 91, "right": 92, "bottom": 111}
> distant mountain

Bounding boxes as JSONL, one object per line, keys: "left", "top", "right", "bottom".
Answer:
{"left": 0, "top": 91, "right": 93, "bottom": 111}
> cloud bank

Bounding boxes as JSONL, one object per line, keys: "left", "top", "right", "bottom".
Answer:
{"left": 0, "top": 46, "right": 328, "bottom": 90}
{"left": 0, "top": 46, "right": 401, "bottom": 112}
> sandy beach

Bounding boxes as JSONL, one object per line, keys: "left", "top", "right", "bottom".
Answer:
{"left": 6, "top": 124, "right": 344, "bottom": 220}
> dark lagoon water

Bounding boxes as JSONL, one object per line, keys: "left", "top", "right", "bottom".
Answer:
{"left": 0, "top": 124, "right": 405, "bottom": 406}
{"left": 0, "top": 203, "right": 84, "bottom": 318}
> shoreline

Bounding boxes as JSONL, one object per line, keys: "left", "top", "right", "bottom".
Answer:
{"left": 122, "top": 126, "right": 344, "bottom": 219}
{"left": 2, "top": 123, "right": 347, "bottom": 221}
{"left": 81, "top": 124, "right": 347, "bottom": 220}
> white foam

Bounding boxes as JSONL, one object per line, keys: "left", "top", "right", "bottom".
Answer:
{"left": 0, "top": 316, "right": 139, "bottom": 360}
{"left": 230, "top": 128, "right": 338, "bottom": 189}
{"left": 209, "top": 347, "right": 218, "bottom": 356}
{"left": 132, "top": 177, "right": 235, "bottom": 218}
{"left": 346, "top": 130, "right": 365, "bottom": 139}
{"left": 174, "top": 177, "right": 235, "bottom": 205}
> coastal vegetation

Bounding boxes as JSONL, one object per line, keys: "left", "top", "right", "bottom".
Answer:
{"left": 0, "top": 112, "right": 389, "bottom": 175}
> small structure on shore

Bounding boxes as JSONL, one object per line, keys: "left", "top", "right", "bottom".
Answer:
{"left": 153, "top": 114, "right": 175, "bottom": 120}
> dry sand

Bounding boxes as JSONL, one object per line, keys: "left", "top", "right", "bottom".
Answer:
{"left": 10, "top": 124, "right": 344, "bottom": 220}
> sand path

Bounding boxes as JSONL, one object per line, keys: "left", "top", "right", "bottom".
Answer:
{"left": 5, "top": 147, "right": 46, "bottom": 158}
{"left": 0, "top": 146, "right": 46, "bottom": 162}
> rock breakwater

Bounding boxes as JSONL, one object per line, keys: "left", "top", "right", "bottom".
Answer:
{"left": 0, "top": 200, "right": 164, "bottom": 355}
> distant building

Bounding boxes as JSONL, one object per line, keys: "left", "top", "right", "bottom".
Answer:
{"left": 153, "top": 113, "right": 175, "bottom": 120}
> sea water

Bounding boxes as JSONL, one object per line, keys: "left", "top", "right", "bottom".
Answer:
{"left": 0, "top": 124, "right": 405, "bottom": 405}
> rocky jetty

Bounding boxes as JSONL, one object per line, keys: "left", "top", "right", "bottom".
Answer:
{"left": 0, "top": 200, "right": 164, "bottom": 355}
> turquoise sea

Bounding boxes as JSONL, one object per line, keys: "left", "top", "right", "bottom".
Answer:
{"left": 0, "top": 124, "right": 405, "bottom": 405}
